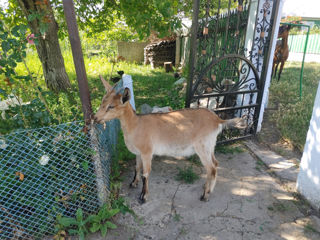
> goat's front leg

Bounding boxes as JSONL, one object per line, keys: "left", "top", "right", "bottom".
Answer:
{"left": 130, "top": 155, "right": 142, "bottom": 188}
{"left": 273, "top": 62, "right": 279, "bottom": 79}
{"left": 278, "top": 61, "right": 285, "bottom": 81}
{"left": 139, "top": 153, "right": 152, "bottom": 204}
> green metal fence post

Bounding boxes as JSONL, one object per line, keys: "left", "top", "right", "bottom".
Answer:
{"left": 281, "top": 22, "right": 310, "bottom": 100}
{"left": 300, "top": 25, "right": 310, "bottom": 100}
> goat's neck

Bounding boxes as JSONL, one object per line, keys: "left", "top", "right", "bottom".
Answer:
{"left": 118, "top": 104, "right": 138, "bottom": 134}
{"left": 282, "top": 36, "right": 288, "bottom": 47}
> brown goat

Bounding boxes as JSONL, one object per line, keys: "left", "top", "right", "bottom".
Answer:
{"left": 94, "top": 76, "right": 246, "bottom": 203}
{"left": 272, "top": 24, "right": 291, "bottom": 81}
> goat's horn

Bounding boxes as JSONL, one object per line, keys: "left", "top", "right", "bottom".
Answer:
{"left": 99, "top": 74, "right": 112, "bottom": 92}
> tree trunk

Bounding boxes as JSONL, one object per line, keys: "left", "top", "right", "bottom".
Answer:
{"left": 18, "top": 0, "right": 71, "bottom": 92}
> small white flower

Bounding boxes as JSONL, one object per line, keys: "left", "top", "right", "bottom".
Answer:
{"left": 0, "top": 139, "right": 7, "bottom": 150}
{"left": 39, "top": 155, "right": 50, "bottom": 166}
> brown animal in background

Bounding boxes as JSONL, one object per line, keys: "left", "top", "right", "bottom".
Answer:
{"left": 272, "top": 24, "right": 291, "bottom": 81}
{"left": 94, "top": 76, "right": 246, "bottom": 203}
{"left": 117, "top": 55, "right": 125, "bottom": 62}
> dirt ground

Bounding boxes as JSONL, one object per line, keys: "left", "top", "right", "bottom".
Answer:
{"left": 82, "top": 109, "right": 320, "bottom": 240}
{"left": 85, "top": 142, "right": 320, "bottom": 240}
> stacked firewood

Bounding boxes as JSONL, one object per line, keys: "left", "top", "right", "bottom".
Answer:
{"left": 144, "top": 40, "right": 176, "bottom": 68}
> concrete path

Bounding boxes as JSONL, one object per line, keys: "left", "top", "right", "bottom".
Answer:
{"left": 90, "top": 142, "right": 320, "bottom": 240}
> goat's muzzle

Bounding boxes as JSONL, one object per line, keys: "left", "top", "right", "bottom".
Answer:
{"left": 93, "top": 115, "right": 100, "bottom": 123}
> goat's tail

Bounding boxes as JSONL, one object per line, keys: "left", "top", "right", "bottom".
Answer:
{"left": 221, "top": 116, "right": 247, "bottom": 129}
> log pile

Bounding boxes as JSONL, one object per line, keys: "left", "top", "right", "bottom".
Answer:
{"left": 144, "top": 40, "right": 176, "bottom": 68}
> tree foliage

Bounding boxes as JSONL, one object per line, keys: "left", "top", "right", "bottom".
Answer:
{"left": 4, "top": 0, "right": 238, "bottom": 41}
{"left": 69, "top": 0, "right": 238, "bottom": 39}
{"left": 54, "top": 0, "right": 184, "bottom": 40}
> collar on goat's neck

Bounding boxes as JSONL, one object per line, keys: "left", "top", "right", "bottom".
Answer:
{"left": 119, "top": 102, "right": 138, "bottom": 133}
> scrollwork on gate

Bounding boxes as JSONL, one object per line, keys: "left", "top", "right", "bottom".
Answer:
{"left": 187, "top": 0, "right": 278, "bottom": 142}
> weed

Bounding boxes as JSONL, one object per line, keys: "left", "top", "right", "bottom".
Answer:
{"left": 215, "top": 144, "right": 244, "bottom": 154}
{"left": 259, "top": 221, "right": 271, "bottom": 232}
{"left": 273, "top": 146, "right": 287, "bottom": 156}
{"left": 255, "top": 159, "right": 265, "bottom": 171}
{"left": 137, "top": 217, "right": 145, "bottom": 226}
{"left": 187, "top": 155, "right": 201, "bottom": 166}
{"left": 267, "top": 206, "right": 274, "bottom": 211}
{"left": 304, "top": 223, "right": 320, "bottom": 234}
{"left": 111, "top": 196, "right": 134, "bottom": 216}
{"left": 179, "top": 227, "right": 187, "bottom": 235}
{"left": 173, "top": 213, "right": 182, "bottom": 222}
{"left": 269, "top": 202, "right": 291, "bottom": 212}
{"left": 56, "top": 205, "right": 119, "bottom": 239}
{"left": 256, "top": 159, "right": 264, "bottom": 166}
{"left": 175, "top": 166, "right": 199, "bottom": 184}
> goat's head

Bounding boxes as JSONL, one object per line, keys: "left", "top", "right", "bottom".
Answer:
{"left": 278, "top": 25, "right": 291, "bottom": 39}
{"left": 94, "top": 75, "right": 131, "bottom": 124}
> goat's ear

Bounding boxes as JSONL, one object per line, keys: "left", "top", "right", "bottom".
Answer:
{"left": 121, "top": 88, "right": 131, "bottom": 104}
{"left": 99, "top": 74, "right": 112, "bottom": 92}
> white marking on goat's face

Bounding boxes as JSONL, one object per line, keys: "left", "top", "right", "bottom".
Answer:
{"left": 94, "top": 92, "right": 123, "bottom": 123}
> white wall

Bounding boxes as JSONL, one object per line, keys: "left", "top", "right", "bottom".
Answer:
{"left": 296, "top": 82, "right": 320, "bottom": 209}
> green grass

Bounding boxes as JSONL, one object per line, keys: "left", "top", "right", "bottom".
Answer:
{"left": 8, "top": 50, "right": 318, "bottom": 154}
{"left": 173, "top": 213, "right": 182, "bottom": 222}
{"left": 215, "top": 143, "right": 244, "bottom": 154}
{"left": 1, "top": 50, "right": 185, "bottom": 133}
{"left": 186, "top": 155, "right": 202, "bottom": 166}
{"left": 267, "top": 202, "right": 291, "bottom": 212}
{"left": 175, "top": 166, "right": 199, "bottom": 184}
{"left": 304, "top": 223, "right": 320, "bottom": 234}
{"left": 255, "top": 159, "right": 265, "bottom": 172}
{"left": 269, "top": 61, "right": 320, "bottom": 152}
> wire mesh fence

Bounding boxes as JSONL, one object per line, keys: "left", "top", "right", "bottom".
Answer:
{"left": 0, "top": 119, "right": 120, "bottom": 239}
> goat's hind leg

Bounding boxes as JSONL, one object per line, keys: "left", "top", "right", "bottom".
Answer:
{"left": 195, "top": 145, "right": 218, "bottom": 202}
{"left": 130, "top": 155, "right": 142, "bottom": 188}
{"left": 200, "top": 162, "right": 218, "bottom": 202}
{"left": 209, "top": 153, "right": 219, "bottom": 193}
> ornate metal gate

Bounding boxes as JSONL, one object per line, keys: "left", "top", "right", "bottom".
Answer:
{"left": 186, "top": 0, "right": 281, "bottom": 143}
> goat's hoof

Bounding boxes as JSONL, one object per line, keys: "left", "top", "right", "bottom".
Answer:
{"left": 200, "top": 195, "right": 209, "bottom": 202}
{"left": 130, "top": 182, "right": 138, "bottom": 188}
{"left": 138, "top": 196, "right": 147, "bottom": 204}
{"left": 138, "top": 193, "right": 147, "bottom": 204}
{"left": 138, "top": 198, "right": 147, "bottom": 204}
